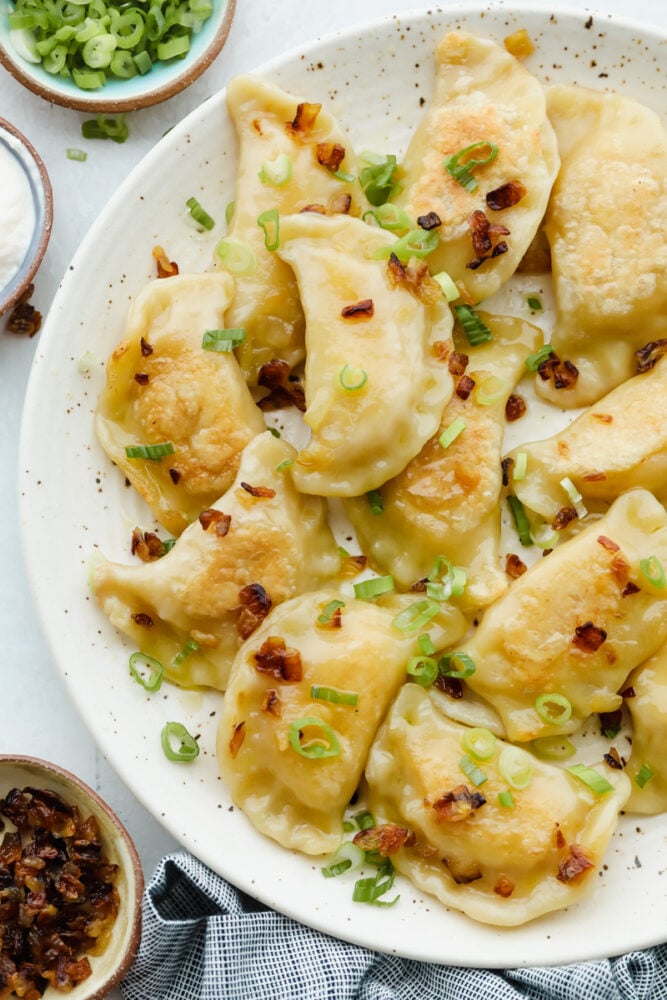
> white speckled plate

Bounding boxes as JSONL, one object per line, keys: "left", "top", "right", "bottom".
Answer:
{"left": 19, "top": 3, "right": 667, "bottom": 967}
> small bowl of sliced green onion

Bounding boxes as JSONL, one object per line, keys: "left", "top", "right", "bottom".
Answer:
{"left": 0, "top": 0, "right": 236, "bottom": 112}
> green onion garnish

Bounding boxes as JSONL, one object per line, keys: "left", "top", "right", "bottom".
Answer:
{"left": 373, "top": 228, "right": 439, "bottom": 262}
{"left": 444, "top": 141, "right": 498, "bottom": 193}
{"left": 535, "top": 692, "right": 572, "bottom": 726}
{"left": 461, "top": 727, "right": 497, "bottom": 761}
{"left": 201, "top": 328, "right": 246, "bottom": 352}
{"left": 288, "top": 717, "right": 341, "bottom": 759}
{"left": 258, "top": 152, "right": 292, "bottom": 186}
{"left": 225, "top": 200, "right": 235, "bottom": 225}
{"left": 498, "top": 790, "right": 515, "bottom": 808}
{"left": 358, "top": 152, "right": 400, "bottom": 206}
{"left": 406, "top": 655, "right": 438, "bottom": 687}
{"left": 640, "top": 556, "right": 666, "bottom": 590}
{"left": 418, "top": 633, "right": 436, "bottom": 656}
{"left": 81, "top": 114, "right": 129, "bottom": 143}
{"left": 322, "top": 842, "right": 365, "bottom": 878}
{"left": 433, "top": 271, "right": 459, "bottom": 302}
{"left": 635, "top": 763, "right": 655, "bottom": 789}
{"left": 530, "top": 523, "right": 560, "bottom": 549}
{"left": 338, "top": 365, "right": 368, "bottom": 390}
{"left": 128, "top": 651, "right": 163, "bottom": 692}
{"left": 507, "top": 495, "right": 533, "bottom": 547}
{"left": 343, "top": 820, "right": 355, "bottom": 833}
{"left": 513, "top": 452, "right": 527, "bottom": 481}
{"left": 161, "top": 721, "right": 200, "bottom": 762}
{"left": 438, "top": 651, "right": 476, "bottom": 680}
{"left": 453, "top": 304, "right": 493, "bottom": 346}
{"left": 317, "top": 599, "right": 345, "bottom": 625}
{"left": 257, "top": 208, "right": 279, "bottom": 251}
{"left": 354, "top": 810, "right": 375, "bottom": 831}
{"left": 66, "top": 147, "right": 87, "bottom": 161}
{"left": 275, "top": 458, "right": 294, "bottom": 472}
{"left": 125, "top": 441, "right": 175, "bottom": 461}
{"left": 498, "top": 746, "right": 534, "bottom": 790}
{"left": 186, "top": 196, "right": 215, "bottom": 231}
{"left": 267, "top": 427, "right": 281, "bottom": 438}
{"left": 526, "top": 295, "right": 543, "bottom": 311}
{"left": 391, "top": 599, "right": 441, "bottom": 633}
{"left": 363, "top": 203, "right": 412, "bottom": 233}
{"left": 531, "top": 736, "right": 576, "bottom": 761}
{"left": 311, "top": 685, "right": 359, "bottom": 706}
{"left": 214, "top": 238, "right": 256, "bottom": 275}
{"left": 353, "top": 576, "right": 395, "bottom": 600}
{"left": 567, "top": 763, "right": 614, "bottom": 795}
{"left": 172, "top": 638, "right": 199, "bottom": 668}
{"left": 366, "top": 489, "right": 384, "bottom": 515}
{"left": 438, "top": 417, "right": 465, "bottom": 450}
{"left": 459, "top": 754, "right": 488, "bottom": 787}
{"left": 352, "top": 860, "right": 399, "bottom": 906}
{"left": 560, "top": 477, "right": 587, "bottom": 519}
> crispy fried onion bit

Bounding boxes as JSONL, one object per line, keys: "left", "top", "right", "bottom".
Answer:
{"left": 493, "top": 873, "right": 516, "bottom": 897}
{"left": 5, "top": 283, "right": 42, "bottom": 337}
{"left": 467, "top": 209, "right": 510, "bottom": 270}
{"left": 556, "top": 844, "right": 594, "bottom": 884}
{"left": 236, "top": 583, "right": 272, "bottom": 640}
{"left": 152, "top": 244, "right": 179, "bottom": 278}
{"left": 286, "top": 101, "right": 321, "bottom": 136}
{"left": 0, "top": 786, "right": 119, "bottom": 996}
{"left": 261, "top": 688, "right": 281, "bottom": 716}
{"left": 316, "top": 141, "right": 345, "bottom": 172}
{"left": 635, "top": 339, "right": 667, "bottom": 374}
{"left": 428, "top": 784, "right": 486, "bottom": 823}
{"left": 341, "top": 298, "right": 374, "bottom": 319}
{"left": 253, "top": 635, "right": 302, "bottom": 682}
{"left": 257, "top": 357, "right": 306, "bottom": 412}
{"left": 485, "top": 180, "right": 526, "bottom": 211}
{"left": 241, "top": 482, "right": 276, "bottom": 499}
{"left": 386, "top": 252, "right": 442, "bottom": 305}
{"left": 537, "top": 352, "right": 579, "bottom": 390}
{"left": 198, "top": 509, "right": 232, "bottom": 536}
{"left": 443, "top": 856, "right": 482, "bottom": 884}
{"left": 300, "top": 193, "right": 352, "bottom": 216}
{"left": 352, "top": 823, "right": 410, "bottom": 857}
{"left": 505, "top": 553, "right": 527, "bottom": 579}
{"left": 131, "top": 527, "right": 168, "bottom": 561}
{"left": 572, "top": 621, "right": 607, "bottom": 653}
{"left": 229, "top": 721, "right": 245, "bottom": 758}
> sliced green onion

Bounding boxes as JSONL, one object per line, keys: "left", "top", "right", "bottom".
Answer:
{"left": 311, "top": 685, "right": 358, "bottom": 706}
{"left": 524, "top": 344, "right": 555, "bottom": 372}
{"left": 162, "top": 538, "right": 176, "bottom": 554}
{"left": 640, "top": 556, "right": 666, "bottom": 590}
{"left": 498, "top": 746, "right": 534, "bottom": 790}
{"left": 363, "top": 203, "right": 412, "bottom": 233}
{"left": 157, "top": 35, "right": 190, "bottom": 60}
{"left": 358, "top": 152, "right": 400, "bottom": 206}
{"left": 322, "top": 841, "right": 365, "bottom": 878}
{"left": 172, "top": 638, "right": 199, "bottom": 668}
{"left": 373, "top": 228, "right": 439, "bottom": 262}
{"left": 444, "top": 141, "right": 498, "bottom": 193}
{"left": 560, "top": 476, "right": 587, "bottom": 519}
{"left": 391, "top": 599, "right": 441, "bottom": 633}
{"left": 635, "top": 763, "right": 655, "bottom": 789}
{"left": 257, "top": 208, "right": 279, "bottom": 251}
{"left": 527, "top": 295, "right": 543, "bottom": 311}
{"left": 513, "top": 452, "right": 527, "bottom": 481}
{"left": 461, "top": 727, "right": 497, "bottom": 761}
{"left": 459, "top": 754, "right": 488, "bottom": 787}
{"left": 214, "top": 238, "right": 256, "bottom": 275}
{"left": 258, "top": 152, "right": 292, "bottom": 186}
{"left": 531, "top": 736, "right": 576, "bottom": 761}
{"left": 498, "top": 790, "right": 515, "bottom": 808}
{"left": 81, "top": 113, "right": 129, "bottom": 143}
{"left": 433, "top": 271, "right": 459, "bottom": 302}
{"left": 125, "top": 441, "right": 175, "bottom": 461}
{"left": 343, "top": 820, "right": 355, "bottom": 833}
{"left": 82, "top": 32, "right": 116, "bottom": 68}
{"left": 72, "top": 67, "right": 106, "bottom": 89}
{"left": 474, "top": 373, "right": 506, "bottom": 406}
{"left": 186, "top": 196, "right": 215, "bottom": 231}
{"left": 406, "top": 655, "right": 438, "bottom": 687}
{"left": 338, "top": 365, "right": 368, "bottom": 390}
{"left": 438, "top": 416, "right": 465, "bottom": 450}
{"left": 275, "top": 458, "right": 294, "bottom": 472}
{"left": 317, "top": 599, "right": 345, "bottom": 625}
{"left": 161, "top": 721, "right": 199, "bottom": 762}
{"left": 453, "top": 304, "right": 493, "bottom": 346}
{"left": 366, "top": 489, "right": 384, "bottom": 515}
{"left": 354, "top": 810, "right": 375, "bottom": 831}
{"left": 66, "top": 147, "right": 87, "bottom": 161}
{"left": 567, "top": 763, "right": 614, "bottom": 795}
{"left": 202, "top": 328, "right": 246, "bottom": 352}
{"left": 353, "top": 861, "right": 399, "bottom": 906}
{"left": 438, "top": 651, "right": 476, "bottom": 680}
{"left": 288, "top": 717, "right": 341, "bottom": 759}
{"left": 225, "top": 200, "right": 235, "bottom": 225}
{"left": 267, "top": 427, "right": 281, "bottom": 438}
{"left": 353, "top": 576, "right": 395, "bottom": 600}
{"left": 329, "top": 168, "right": 355, "bottom": 182}
{"left": 507, "top": 495, "right": 533, "bottom": 547}
{"left": 133, "top": 49, "right": 152, "bottom": 74}
{"left": 129, "top": 651, "right": 163, "bottom": 692}
{"left": 530, "top": 523, "right": 560, "bottom": 549}
{"left": 418, "top": 633, "right": 436, "bottom": 656}
{"left": 535, "top": 692, "right": 572, "bottom": 726}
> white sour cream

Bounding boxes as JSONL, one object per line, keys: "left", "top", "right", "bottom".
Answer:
{"left": 0, "top": 136, "right": 36, "bottom": 293}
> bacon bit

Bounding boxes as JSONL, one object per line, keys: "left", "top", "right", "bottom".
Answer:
{"left": 198, "top": 509, "right": 232, "bottom": 536}
{"left": 5, "top": 284, "right": 42, "bottom": 336}
{"left": 386, "top": 252, "right": 441, "bottom": 305}
{"left": 140, "top": 336, "right": 153, "bottom": 357}
{"left": 486, "top": 180, "right": 527, "bottom": 211}
{"left": 131, "top": 527, "right": 166, "bottom": 562}
{"left": 635, "top": 339, "right": 667, "bottom": 374}
{"left": 236, "top": 583, "right": 272, "bottom": 640}
{"left": 582, "top": 471, "right": 606, "bottom": 482}
{"left": 573, "top": 621, "right": 607, "bottom": 652}
{"left": 341, "top": 298, "right": 374, "bottom": 319}
{"left": 448, "top": 351, "right": 469, "bottom": 376}
{"left": 134, "top": 372, "right": 149, "bottom": 385}
{"left": 316, "top": 141, "right": 345, "bottom": 171}
{"left": 329, "top": 192, "right": 352, "bottom": 215}
{"left": 622, "top": 582, "right": 640, "bottom": 598}
{"left": 597, "top": 536, "right": 620, "bottom": 553}
{"left": 554, "top": 824, "right": 566, "bottom": 849}
{"left": 300, "top": 202, "right": 327, "bottom": 214}
{"left": 505, "top": 394, "right": 527, "bottom": 422}
{"left": 257, "top": 357, "right": 306, "bottom": 412}
{"left": 168, "top": 468, "right": 181, "bottom": 485}
{"left": 229, "top": 722, "right": 245, "bottom": 759}
{"left": 286, "top": 101, "right": 321, "bottom": 136}
{"left": 241, "top": 482, "right": 276, "bottom": 499}
{"left": 592, "top": 413, "right": 613, "bottom": 424}
{"left": 505, "top": 553, "right": 527, "bottom": 579}
{"left": 493, "top": 874, "right": 515, "bottom": 897}
{"left": 254, "top": 636, "right": 303, "bottom": 682}
{"left": 443, "top": 857, "right": 483, "bottom": 884}
{"left": 131, "top": 612, "right": 153, "bottom": 628}
{"left": 261, "top": 688, "right": 281, "bottom": 716}
{"left": 429, "top": 784, "right": 486, "bottom": 823}
{"left": 352, "top": 823, "right": 409, "bottom": 857}
{"left": 557, "top": 844, "right": 594, "bottom": 884}
{"left": 604, "top": 746, "right": 625, "bottom": 770}
{"left": 152, "top": 245, "right": 179, "bottom": 278}
{"left": 417, "top": 211, "right": 442, "bottom": 230}
{"left": 455, "top": 374, "right": 476, "bottom": 400}
{"left": 537, "top": 355, "right": 579, "bottom": 389}
{"left": 501, "top": 457, "right": 514, "bottom": 487}
{"left": 552, "top": 506, "right": 577, "bottom": 530}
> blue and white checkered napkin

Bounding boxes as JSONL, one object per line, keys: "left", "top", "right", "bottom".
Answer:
{"left": 121, "top": 852, "right": 667, "bottom": 1000}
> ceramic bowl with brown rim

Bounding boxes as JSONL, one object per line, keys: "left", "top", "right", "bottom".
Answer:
{"left": 0, "top": 118, "right": 52, "bottom": 317}
{"left": 0, "top": 0, "right": 235, "bottom": 113}
{"left": 0, "top": 755, "right": 144, "bottom": 999}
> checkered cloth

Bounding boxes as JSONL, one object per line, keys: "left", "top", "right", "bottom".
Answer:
{"left": 121, "top": 852, "right": 667, "bottom": 999}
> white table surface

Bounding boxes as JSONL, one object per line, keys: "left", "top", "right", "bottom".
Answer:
{"left": 1, "top": 0, "right": 665, "bottom": 995}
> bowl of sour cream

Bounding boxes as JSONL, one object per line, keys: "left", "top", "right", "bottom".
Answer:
{"left": 0, "top": 117, "right": 52, "bottom": 315}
